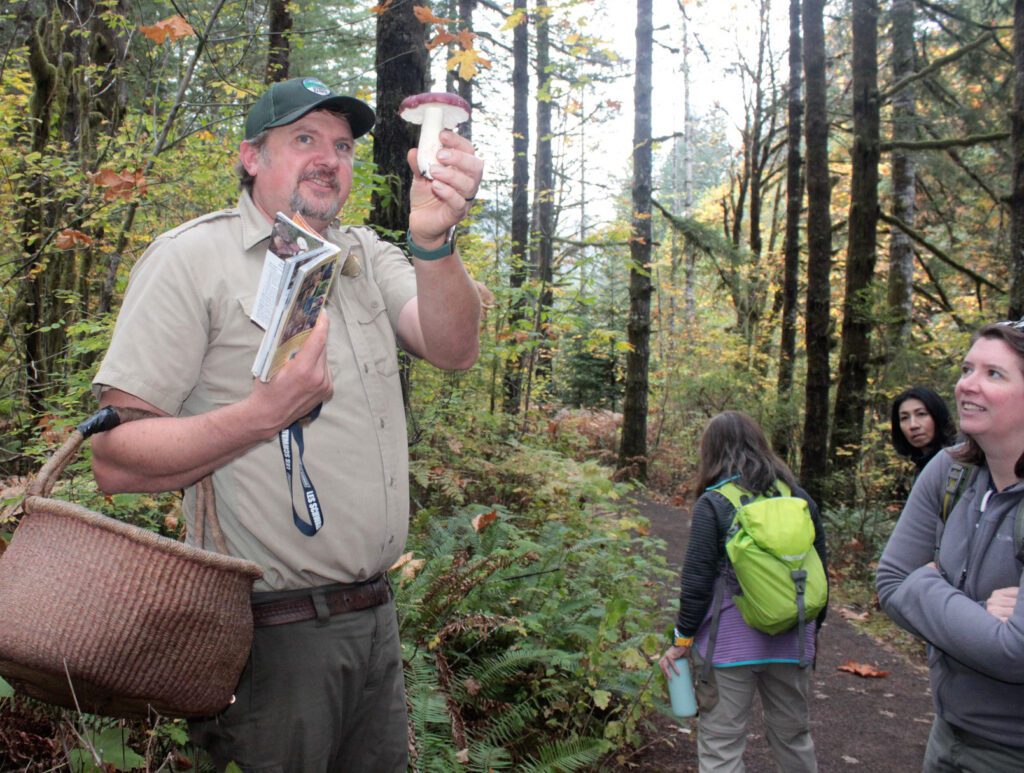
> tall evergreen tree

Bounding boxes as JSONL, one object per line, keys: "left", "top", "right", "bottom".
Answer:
{"left": 371, "top": 2, "right": 428, "bottom": 241}
{"left": 502, "top": 0, "right": 530, "bottom": 415}
{"left": 1010, "top": 0, "right": 1024, "bottom": 318}
{"left": 885, "top": 0, "right": 916, "bottom": 351}
{"left": 775, "top": 0, "right": 803, "bottom": 458}
{"left": 618, "top": 0, "right": 653, "bottom": 481}
{"left": 265, "top": 0, "right": 292, "bottom": 83}
{"left": 831, "top": 0, "right": 880, "bottom": 475}
{"left": 529, "top": 0, "right": 555, "bottom": 386}
{"left": 799, "top": 0, "right": 832, "bottom": 497}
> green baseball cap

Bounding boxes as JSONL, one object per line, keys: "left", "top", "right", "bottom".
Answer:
{"left": 244, "top": 77, "right": 375, "bottom": 140}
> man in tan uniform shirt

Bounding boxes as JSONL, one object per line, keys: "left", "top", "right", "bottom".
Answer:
{"left": 91, "top": 77, "right": 483, "bottom": 771}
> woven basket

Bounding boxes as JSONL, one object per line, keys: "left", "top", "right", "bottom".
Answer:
{"left": 0, "top": 407, "right": 263, "bottom": 719}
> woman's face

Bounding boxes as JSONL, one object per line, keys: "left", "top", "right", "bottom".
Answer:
{"left": 898, "top": 398, "right": 936, "bottom": 449}
{"left": 955, "top": 336, "right": 1024, "bottom": 450}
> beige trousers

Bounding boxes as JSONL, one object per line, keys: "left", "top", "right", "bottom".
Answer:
{"left": 696, "top": 661, "right": 817, "bottom": 773}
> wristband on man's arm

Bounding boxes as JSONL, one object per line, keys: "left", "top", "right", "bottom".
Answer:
{"left": 673, "top": 628, "right": 694, "bottom": 648}
{"left": 407, "top": 228, "right": 456, "bottom": 261}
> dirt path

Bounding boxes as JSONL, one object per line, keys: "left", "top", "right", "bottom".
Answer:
{"left": 611, "top": 497, "right": 935, "bottom": 772}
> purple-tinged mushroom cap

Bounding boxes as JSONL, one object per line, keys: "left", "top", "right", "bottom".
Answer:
{"left": 399, "top": 92, "right": 471, "bottom": 127}
{"left": 399, "top": 92, "right": 472, "bottom": 178}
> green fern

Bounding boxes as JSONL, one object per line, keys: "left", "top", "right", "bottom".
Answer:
{"left": 466, "top": 647, "right": 580, "bottom": 693}
{"left": 475, "top": 687, "right": 569, "bottom": 749}
{"left": 405, "top": 650, "right": 458, "bottom": 768}
{"left": 517, "top": 736, "right": 615, "bottom": 773}
{"left": 465, "top": 742, "right": 515, "bottom": 771}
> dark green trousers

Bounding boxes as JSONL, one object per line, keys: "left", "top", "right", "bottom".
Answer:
{"left": 189, "top": 593, "right": 408, "bottom": 772}
{"left": 924, "top": 716, "right": 1024, "bottom": 773}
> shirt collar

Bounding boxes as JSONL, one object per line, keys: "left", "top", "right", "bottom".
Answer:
{"left": 238, "top": 190, "right": 274, "bottom": 251}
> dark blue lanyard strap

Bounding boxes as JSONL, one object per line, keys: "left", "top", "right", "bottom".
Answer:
{"left": 279, "top": 404, "right": 325, "bottom": 536}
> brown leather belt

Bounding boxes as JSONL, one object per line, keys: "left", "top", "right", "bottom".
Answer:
{"left": 251, "top": 576, "right": 392, "bottom": 627}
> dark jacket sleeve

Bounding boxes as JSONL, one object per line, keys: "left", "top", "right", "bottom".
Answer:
{"left": 674, "top": 492, "right": 728, "bottom": 636}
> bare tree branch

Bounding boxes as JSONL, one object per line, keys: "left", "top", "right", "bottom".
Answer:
{"left": 881, "top": 210, "right": 1003, "bottom": 291}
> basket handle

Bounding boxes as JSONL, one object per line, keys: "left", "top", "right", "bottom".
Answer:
{"left": 26, "top": 406, "right": 229, "bottom": 555}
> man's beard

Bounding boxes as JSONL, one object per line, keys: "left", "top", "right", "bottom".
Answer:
{"left": 290, "top": 178, "right": 342, "bottom": 224}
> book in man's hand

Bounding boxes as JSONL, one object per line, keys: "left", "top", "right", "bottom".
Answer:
{"left": 251, "top": 212, "right": 343, "bottom": 382}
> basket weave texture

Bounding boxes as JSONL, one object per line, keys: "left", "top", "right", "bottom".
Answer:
{"left": 0, "top": 408, "right": 263, "bottom": 719}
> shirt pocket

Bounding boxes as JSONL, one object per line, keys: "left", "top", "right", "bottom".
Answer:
{"left": 343, "top": 280, "right": 400, "bottom": 378}
{"left": 189, "top": 294, "right": 263, "bottom": 406}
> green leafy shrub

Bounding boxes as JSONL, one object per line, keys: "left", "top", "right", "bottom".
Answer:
{"left": 399, "top": 397, "right": 671, "bottom": 768}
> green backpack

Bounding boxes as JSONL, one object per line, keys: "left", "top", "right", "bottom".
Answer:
{"left": 716, "top": 481, "right": 828, "bottom": 641}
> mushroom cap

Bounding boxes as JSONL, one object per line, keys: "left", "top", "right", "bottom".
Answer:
{"left": 399, "top": 92, "right": 471, "bottom": 127}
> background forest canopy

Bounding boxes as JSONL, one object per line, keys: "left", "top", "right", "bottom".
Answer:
{"left": 0, "top": 0, "right": 1022, "bottom": 506}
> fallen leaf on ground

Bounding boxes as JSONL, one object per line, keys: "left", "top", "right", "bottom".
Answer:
{"left": 839, "top": 607, "right": 869, "bottom": 621}
{"left": 837, "top": 660, "right": 890, "bottom": 678}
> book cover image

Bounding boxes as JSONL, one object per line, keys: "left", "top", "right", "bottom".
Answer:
{"left": 262, "top": 253, "right": 340, "bottom": 381}
{"left": 269, "top": 215, "right": 319, "bottom": 259}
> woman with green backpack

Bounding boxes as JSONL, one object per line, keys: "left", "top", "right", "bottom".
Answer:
{"left": 878, "top": 321, "right": 1024, "bottom": 772}
{"left": 659, "top": 410, "right": 828, "bottom": 772}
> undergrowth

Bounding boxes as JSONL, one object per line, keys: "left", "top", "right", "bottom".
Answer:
{"left": 400, "top": 400, "right": 671, "bottom": 769}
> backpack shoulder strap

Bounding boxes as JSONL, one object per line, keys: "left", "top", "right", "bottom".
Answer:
{"left": 715, "top": 481, "right": 746, "bottom": 510}
{"left": 1015, "top": 497, "right": 1024, "bottom": 564}
{"left": 935, "top": 462, "right": 978, "bottom": 568}
{"left": 772, "top": 480, "right": 793, "bottom": 498}
{"left": 941, "top": 462, "right": 975, "bottom": 523}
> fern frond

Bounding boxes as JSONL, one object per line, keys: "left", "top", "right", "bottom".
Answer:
{"left": 466, "top": 741, "right": 515, "bottom": 771}
{"left": 466, "top": 647, "right": 580, "bottom": 694}
{"left": 517, "top": 736, "right": 615, "bottom": 773}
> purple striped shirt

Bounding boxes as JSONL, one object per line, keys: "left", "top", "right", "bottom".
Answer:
{"left": 694, "top": 593, "right": 816, "bottom": 666}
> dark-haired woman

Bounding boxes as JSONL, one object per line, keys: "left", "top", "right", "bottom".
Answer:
{"left": 659, "top": 410, "right": 827, "bottom": 772}
{"left": 891, "top": 386, "right": 956, "bottom": 476}
{"left": 878, "top": 321, "right": 1024, "bottom": 771}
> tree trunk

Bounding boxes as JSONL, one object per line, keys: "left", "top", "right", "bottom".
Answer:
{"left": 885, "top": 0, "right": 916, "bottom": 350}
{"left": 16, "top": 1, "right": 128, "bottom": 413}
{"left": 502, "top": 0, "right": 530, "bottom": 414}
{"left": 265, "top": 0, "right": 292, "bottom": 83}
{"left": 618, "top": 0, "right": 653, "bottom": 482}
{"left": 529, "top": 0, "right": 554, "bottom": 387}
{"left": 831, "top": 0, "right": 880, "bottom": 478}
{"left": 371, "top": 2, "right": 428, "bottom": 241}
{"left": 742, "top": 0, "right": 773, "bottom": 352}
{"left": 775, "top": 0, "right": 804, "bottom": 458}
{"left": 799, "top": 0, "right": 832, "bottom": 498}
{"left": 1010, "top": 0, "right": 1024, "bottom": 318}
{"left": 457, "top": 0, "right": 476, "bottom": 142}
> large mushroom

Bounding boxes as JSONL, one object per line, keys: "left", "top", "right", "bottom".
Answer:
{"left": 399, "top": 92, "right": 471, "bottom": 179}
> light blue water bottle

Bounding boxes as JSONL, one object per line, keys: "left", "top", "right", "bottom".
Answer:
{"left": 667, "top": 658, "right": 697, "bottom": 717}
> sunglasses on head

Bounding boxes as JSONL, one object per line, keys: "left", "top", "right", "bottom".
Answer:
{"left": 996, "top": 319, "right": 1024, "bottom": 331}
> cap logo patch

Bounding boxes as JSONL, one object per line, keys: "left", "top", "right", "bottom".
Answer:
{"left": 302, "top": 77, "right": 331, "bottom": 96}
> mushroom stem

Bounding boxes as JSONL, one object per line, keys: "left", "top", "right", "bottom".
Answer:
{"left": 417, "top": 105, "right": 445, "bottom": 179}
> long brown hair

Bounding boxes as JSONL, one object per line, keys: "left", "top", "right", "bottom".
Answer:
{"left": 952, "top": 322, "right": 1024, "bottom": 477}
{"left": 695, "top": 410, "right": 799, "bottom": 496}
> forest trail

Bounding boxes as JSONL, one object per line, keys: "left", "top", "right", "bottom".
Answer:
{"left": 611, "top": 496, "right": 935, "bottom": 772}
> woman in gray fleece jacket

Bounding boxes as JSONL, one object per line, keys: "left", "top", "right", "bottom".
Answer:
{"left": 877, "top": 321, "right": 1024, "bottom": 772}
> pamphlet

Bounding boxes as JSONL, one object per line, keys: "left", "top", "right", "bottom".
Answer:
{"left": 251, "top": 212, "right": 343, "bottom": 381}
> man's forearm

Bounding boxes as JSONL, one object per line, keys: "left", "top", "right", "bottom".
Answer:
{"left": 91, "top": 396, "right": 274, "bottom": 493}
{"left": 401, "top": 249, "right": 481, "bottom": 370}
